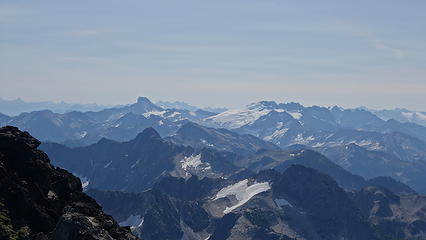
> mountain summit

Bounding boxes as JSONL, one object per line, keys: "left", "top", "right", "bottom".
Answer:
{"left": 0, "top": 126, "right": 138, "bottom": 240}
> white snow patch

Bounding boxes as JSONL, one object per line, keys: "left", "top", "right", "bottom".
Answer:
{"left": 119, "top": 214, "right": 144, "bottom": 237}
{"left": 203, "top": 235, "right": 211, "bottom": 240}
{"left": 80, "top": 177, "right": 90, "bottom": 189}
{"left": 205, "top": 103, "right": 272, "bottom": 128}
{"left": 264, "top": 128, "right": 289, "bottom": 141}
{"left": 306, "top": 135, "right": 315, "bottom": 141}
{"left": 200, "top": 139, "right": 214, "bottom": 147}
{"left": 169, "top": 111, "right": 181, "bottom": 118}
{"left": 415, "top": 112, "right": 426, "bottom": 120}
{"left": 401, "top": 111, "right": 426, "bottom": 121}
{"left": 289, "top": 111, "right": 302, "bottom": 120}
{"left": 180, "top": 154, "right": 202, "bottom": 171}
{"left": 275, "top": 198, "right": 293, "bottom": 209}
{"left": 131, "top": 160, "right": 140, "bottom": 169}
{"left": 78, "top": 131, "right": 87, "bottom": 139}
{"left": 143, "top": 111, "right": 166, "bottom": 118}
{"left": 103, "top": 161, "right": 112, "bottom": 168}
{"left": 214, "top": 179, "right": 271, "bottom": 214}
{"left": 119, "top": 214, "right": 144, "bottom": 227}
{"left": 293, "top": 134, "right": 315, "bottom": 144}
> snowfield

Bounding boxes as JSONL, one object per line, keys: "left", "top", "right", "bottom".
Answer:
{"left": 205, "top": 103, "right": 273, "bottom": 129}
{"left": 214, "top": 179, "right": 271, "bottom": 214}
{"left": 119, "top": 215, "right": 144, "bottom": 237}
{"left": 180, "top": 154, "right": 202, "bottom": 171}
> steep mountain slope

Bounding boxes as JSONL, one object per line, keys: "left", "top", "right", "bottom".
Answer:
{"left": 353, "top": 186, "right": 426, "bottom": 240}
{"left": 40, "top": 128, "right": 242, "bottom": 192}
{"left": 316, "top": 142, "right": 426, "bottom": 193}
{"left": 89, "top": 165, "right": 381, "bottom": 240}
{"left": 364, "top": 177, "right": 417, "bottom": 196}
{"left": 0, "top": 126, "right": 137, "bottom": 240}
{"left": 240, "top": 149, "right": 366, "bottom": 191}
{"left": 168, "top": 122, "right": 280, "bottom": 156}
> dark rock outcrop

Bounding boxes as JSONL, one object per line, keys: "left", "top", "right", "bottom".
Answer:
{"left": 0, "top": 126, "right": 137, "bottom": 240}
{"left": 365, "top": 176, "right": 417, "bottom": 196}
{"left": 353, "top": 186, "right": 426, "bottom": 240}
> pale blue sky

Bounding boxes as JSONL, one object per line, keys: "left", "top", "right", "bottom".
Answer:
{"left": 1, "top": 0, "right": 425, "bottom": 110}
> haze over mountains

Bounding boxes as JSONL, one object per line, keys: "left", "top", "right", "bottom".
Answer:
{"left": 0, "top": 97, "right": 112, "bottom": 116}
{"left": 2, "top": 97, "right": 426, "bottom": 239}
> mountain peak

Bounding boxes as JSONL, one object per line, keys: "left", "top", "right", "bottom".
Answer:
{"left": 128, "top": 97, "right": 163, "bottom": 114}
{"left": 136, "top": 96, "right": 153, "bottom": 105}
{"left": 0, "top": 126, "right": 137, "bottom": 239}
{"left": 135, "top": 127, "right": 161, "bottom": 140}
{"left": 0, "top": 125, "right": 41, "bottom": 149}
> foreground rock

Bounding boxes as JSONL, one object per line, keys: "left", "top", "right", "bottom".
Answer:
{"left": 0, "top": 126, "right": 137, "bottom": 240}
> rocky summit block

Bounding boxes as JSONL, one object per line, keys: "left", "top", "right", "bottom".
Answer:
{"left": 0, "top": 126, "right": 138, "bottom": 240}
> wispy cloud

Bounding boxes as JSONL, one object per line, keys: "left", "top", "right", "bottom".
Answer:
{"left": 70, "top": 30, "right": 100, "bottom": 38}
{"left": 371, "top": 40, "right": 405, "bottom": 58}
{"left": 61, "top": 56, "right": 111, "bottom": 64}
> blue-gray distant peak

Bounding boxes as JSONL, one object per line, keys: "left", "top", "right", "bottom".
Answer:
{"left": 135, "top": 127, "right": 161, "bottom": 140}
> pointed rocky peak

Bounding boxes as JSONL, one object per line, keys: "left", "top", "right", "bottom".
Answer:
{"left": 129, "top": 96, "right": 163, "bottom": 113}
{"left": 135, "top": 127, "right": 162, "bottom": 141}
{"left": 96, "top": 137, "right": 117, "bottom": 146}
{"left": 136, "top": 96, "right": 153, "bottom": 105}
{"left": 177, "top": 122, "right": 208, "bottom": 136}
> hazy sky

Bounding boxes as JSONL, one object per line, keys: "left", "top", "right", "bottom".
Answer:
{"left": 1, "top": 0, "right": 425, "bottom": 110}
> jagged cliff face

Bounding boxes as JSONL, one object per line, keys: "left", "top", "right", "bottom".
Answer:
{"left": 0, "top": 126, "right": 138, "bottom": 240}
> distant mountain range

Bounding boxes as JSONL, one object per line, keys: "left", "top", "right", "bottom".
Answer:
{"left": 156, "top": 100, "right": 227, "bottom": 113}
{"left": 0, "top": 97, "right": 112, "bottom": 116}
{"left": 0, "top": 109, "right": 426, "bottom": 240}
{"left": 2, "top": 96, "right": 426, "bottom": 194}
{"left": 362, "top": 107, "right": 426, "bottom": 127}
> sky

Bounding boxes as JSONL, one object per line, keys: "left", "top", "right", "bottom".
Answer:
{"left": 1, "top": 0, "right": 425, "bottom": 110}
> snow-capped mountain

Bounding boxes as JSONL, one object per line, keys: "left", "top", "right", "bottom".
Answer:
{"left": 0, "top": 97, "right": 217, "bottom": 146}
{"left": 204, "top": 101, "right": 426, "bottom": 153}
{"left": 367, "top": 108, "right": 426, "bottom": 127}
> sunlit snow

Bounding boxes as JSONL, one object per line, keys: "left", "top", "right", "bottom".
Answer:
{"left": 205, "top": 103, "right": 272, "bottom": 128}
{"left": 142, "top": 111, "right": 166, "bottom": 118}
{"left": 180, "top": 154, "right": 202, "bottom": 171}
{"left": 288, "top": 111, "right": 303, "bottom": 120}
{"left": 214, "top": 179, "right": 271, "bottom": 214}
{"left": 119, "top": 214, "right": 144, "bottom": 237}
{"left": 264, "top": 128, "right": 289, "bottom": 141}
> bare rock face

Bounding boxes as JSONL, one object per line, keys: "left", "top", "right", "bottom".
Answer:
{"left": 0, "top": 126, "right": 138, "bottom": 240}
